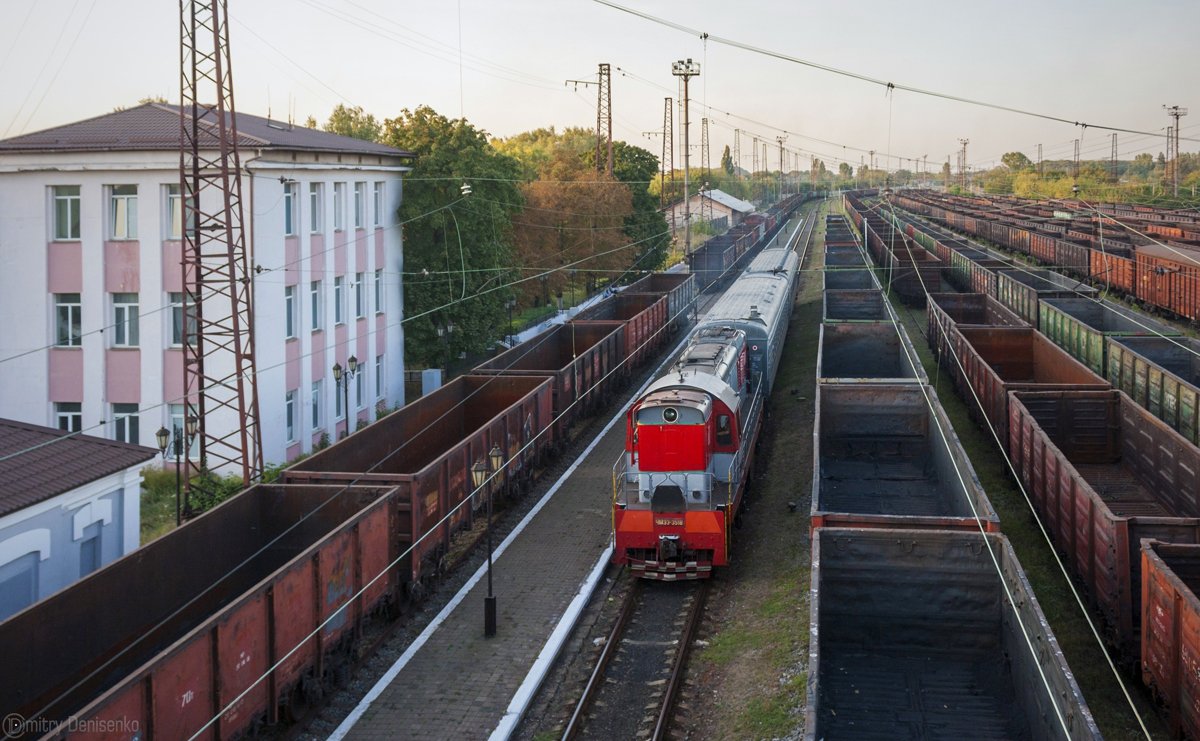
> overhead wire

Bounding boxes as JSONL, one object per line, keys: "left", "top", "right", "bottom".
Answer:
{"left": 19, "top": 193, "right": 764, "bottom": 732}
{"left": 181, "top": 200, "right": 817, "bottom": 740}
{"left": 859, "top": 193, "right": 1153, "bottom": 737}
{"left": 595, "top": 0, "right": 1200, "bottom": 144}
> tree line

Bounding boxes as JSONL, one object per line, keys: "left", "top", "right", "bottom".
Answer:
{"left": 310, "top": 105, "right": 670, "bottom": 368}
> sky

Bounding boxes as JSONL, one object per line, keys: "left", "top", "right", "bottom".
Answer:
{"left": 1, "top": 0, "right": 1197, "bottom": 174}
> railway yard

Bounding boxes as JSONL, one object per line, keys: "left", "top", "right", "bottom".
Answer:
{"left": 3, "top": 3, "right": 1198, "bottom": 740}
{"left": 5, "top": 191, "right": 1200, "bottom": 739}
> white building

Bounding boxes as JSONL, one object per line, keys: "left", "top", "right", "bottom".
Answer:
{"left": 665, "top": 188, "right": 757, "bottom": 230}
{"left": 0, "top": 418, "right": 154, "bottom": 621}
{"left": 0, "top": 103, "right": 413, "bottom": 468}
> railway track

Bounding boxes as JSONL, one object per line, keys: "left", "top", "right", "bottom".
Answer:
{"left": 562, "top": 579, "right": 709, "bottom": 741}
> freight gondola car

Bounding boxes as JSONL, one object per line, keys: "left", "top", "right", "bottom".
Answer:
{"left": 0, "top": 269, "right": 695, "bottom": 738}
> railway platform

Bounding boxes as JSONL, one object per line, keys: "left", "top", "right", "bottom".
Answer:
{"left": 329, "top": 372, "right": 629, "bottom": 740}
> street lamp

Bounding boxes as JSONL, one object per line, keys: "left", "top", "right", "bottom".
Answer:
{"left": 504, "top": 299, "right": 516, "bottom": 347}
{"left": 435, "top": 322, "right": 455, "bottom": 378}
{"left": 332, "top": 355, "right": 358, "bottom": 438}
{"left": 156, "top": 416, "right": 198, "bottom": 526}
{"left": 473, "top": 443, "right": 506, "bottom": 638}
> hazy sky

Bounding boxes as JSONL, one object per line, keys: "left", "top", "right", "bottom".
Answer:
{"left": 1, "top": 0, "right": 1196, "bottom": 173}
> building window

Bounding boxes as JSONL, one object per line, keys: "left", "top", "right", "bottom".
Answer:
{"left": 334, "top": 277, "right": 344, "bottom": 324}
{"left": 333, "top": 183, "right": 345, "bottom": 231}
{"left": 355, "top": 371, "right": 364, "bottom": 409}
{"left": 284, "top": 285, "right": 296, "bottom": 339}
{"left": 79, "top": 530, "right": 100, "bottom": 577}
{"left": 284, "top": 182, "right": 298, "bottom": 236}
{"left": 354, "top": 182, "right": 366, "bottom": 229}
{"left": 373, "top": 181, "right": 385, "bottom": 227}
{"left": 56, "top": 402, "right": 82, "bottom": 432}
{"left": 285, "top": 390, "right": 296, "bottom": 442}
{"left": 169, "top": 292, "right": 197, "bottom": 346}
{"left": 309, "top": 183, "right": 323, "bottom": 234}
{"left": 112, "top": 403, "right": 139, "bottom": 444}
{"left": 0, "top": 554, "right": 38, "bottom": 622}
{"left": 374, "top": 268, "right": 383, "bottom": 313}
{"left": 109, "top": 185, "right": 138, "bottom": 240}
{"left": 354, "top": 272, "right": 365, "bottom": 318}
{"left": 55, "top": 293, "right": 82, "bottom": 347}
{"left": 375, "top": 354, "right": 384, "bottom": 398}
{"left": 168, "top": 404, "right": 200, "bottom": 458}
{"left": 310, "top": 280, "right": 322, "bottom": 330}
{"left": 311, "top": 380, "right": 322, "bottom": 429}
{"left": 112, "top": 293, "right": 139, "bottom": 347}
{"left": 165, "top": 184, "right": 183, "bottom": 239}
{"left": 52, "top": 185, "right": 81, "bottom": 240}
{"left": 334, "top": 378, "right": 344, "bottom": 420}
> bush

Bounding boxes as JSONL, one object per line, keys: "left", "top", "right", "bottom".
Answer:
{"left": 187, "top": 469, "right": 245, "bottom": 515}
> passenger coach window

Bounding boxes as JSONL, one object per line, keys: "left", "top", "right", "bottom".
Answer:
{"left": 716, "top": 415, "right": 732, "bottom": 445}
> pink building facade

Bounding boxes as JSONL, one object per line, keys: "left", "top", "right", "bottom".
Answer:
{"left": 0, "top": 104, "right": 412, "bottom": 469}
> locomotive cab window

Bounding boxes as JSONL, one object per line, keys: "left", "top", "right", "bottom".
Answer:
{"left": 716, "top": 415, "right": 732, "bottom": 445}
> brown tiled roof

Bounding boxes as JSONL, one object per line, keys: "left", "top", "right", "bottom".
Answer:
{"left": 0, "top": 103, "right": 412, "bottom": 158}
{"left": 0, "top": 419, "right": 157, "bottom": 517}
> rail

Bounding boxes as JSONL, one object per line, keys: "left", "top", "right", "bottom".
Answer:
{"left": 561, "top": 580, "right": 708, "bottom": 741}
{"left": 652, "top": 580, "right": 709, "bottom": 740}
{"left": 561, "top": 581, "right": 641, "bottom": 740}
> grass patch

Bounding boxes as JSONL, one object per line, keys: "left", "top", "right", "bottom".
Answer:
{"left": 140, "top": 466, "right": 179, "bottom": 545}
{"left": 735, "top": 673, "right": 806, "bottom": 739}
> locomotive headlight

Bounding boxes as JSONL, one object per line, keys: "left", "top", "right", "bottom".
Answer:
{"left": 663, "top": 407, "right": 678, "bottom": 423}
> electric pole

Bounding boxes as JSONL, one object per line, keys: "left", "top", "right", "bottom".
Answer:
{"left": 776, "top": 135, "right": 787, "bottom": 201}
{"left": 958, "top": 138, "right": 969, "bottom": 190}
{"left": 180, "top": 0, "right": 263, "bottom": 487}
{"left": 596, "top": 63, "right": 613, "bottom": 175}
{"left": 1037, "top": 143, "right": 1043, "bottom": 178}
{"left": 564, "top": 63, "right": 613, "bottom": 174}
{"left": 701, "top": 116, "right": 712, "bottom": 224}
{"left": 672, "top": 58, "right": 700, "bottom": 254}
{"left": 1164, "top": 105, "right": 1188, "bottom": 196}
{"left": 733, "top": 129, "right": 741, "bottom": 175}
{"left": 1110, "top": 133, "right": 1118, "bottom": 180}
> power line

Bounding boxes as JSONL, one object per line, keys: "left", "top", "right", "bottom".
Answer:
{"left": 595, "top": 0, "right": 1200, "bottom": 144}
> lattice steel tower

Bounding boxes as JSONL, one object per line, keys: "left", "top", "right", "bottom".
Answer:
{"left": 1164, "top": 105, "right": 1188, "bottom": 196}
{"left": 179, "top": 0, "right": 262, "bottom": 487}
{"left": 596, "top": 63, "right": 613, "bottom": 175}
{"left": 660, "top": 97, "right": 674, "bottom": 209}
{"left": 700, "top": 117, "right": 712, "bottom": 224}
{"left": 672, "top": 58, "right": 699, "bottom": 254}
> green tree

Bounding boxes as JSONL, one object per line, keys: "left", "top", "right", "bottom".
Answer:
{"left": 1127, "top": 153, "right": 1155, "bottom": 178}
{"left": 493, "top": 126, "right": 592, "bottom": 180}
{"left": 514, "top": 148, "right": 632, "bottom": 304}
{"left": 613, "top": 140, "right": 671, "bottom": 276}
{"left": 381, "top": 106, "right": 525, "bottom": 366}
{"left": 720, "top": 145, "right": 734, "bottom": 175}
{"left": 1001, "top": 151, "right": 1034, "bottom": 171}
{"left": 941, "top": 160, "right": 951, "bottom": 182}
{"left": 838, "top": 162, "right": 853, "bottom": 180}
{"left": 323, "top": 104, "right": 383, "bottom": 142}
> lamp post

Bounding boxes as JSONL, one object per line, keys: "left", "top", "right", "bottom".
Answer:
{"left": 505, "top": 299, "right": 516, "bottom": 346}
{"left": 156, "top": 416, "right": 197, "bottom": 526}
{"left": 332, "top": 355, "right": 358, "bottom": 438}
{"left": 435, "top": 322, "right": 455, "bottom": 380}
{"left": 472, "top": 444, "right": 506, "bottom": 637}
